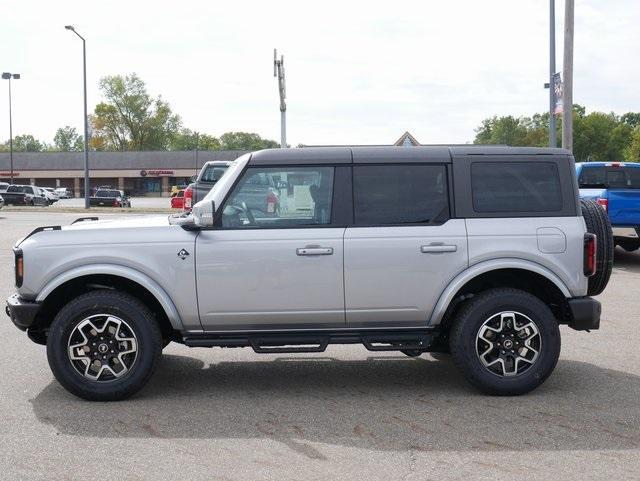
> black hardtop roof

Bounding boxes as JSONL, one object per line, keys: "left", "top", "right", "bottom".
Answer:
{"left": 248, "top": 146, "right": 571, "bottom": 165}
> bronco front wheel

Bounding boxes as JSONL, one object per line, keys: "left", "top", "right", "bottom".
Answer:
{"left": 47, "top": 290, "right": 162, "bottom": 401}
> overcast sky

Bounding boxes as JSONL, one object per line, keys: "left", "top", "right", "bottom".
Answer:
{"left": 1, "top": 0, "right": 639, "bottom": 147}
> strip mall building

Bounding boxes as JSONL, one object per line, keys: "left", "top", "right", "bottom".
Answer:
{"left": 0, "top": 132, "right": 422, "bottom": 197}
{"left": 0, "top": 150, "right": 247, "bottom": 197}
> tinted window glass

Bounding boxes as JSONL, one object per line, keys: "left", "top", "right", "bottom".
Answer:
{"left": 579, "top": 166, "right": 640, "bottom": 189}
{"left": 471, "top": 162, "right": 562, "bottom": 213}
{"left": 201, "top": 165, "right": 228, "bottom": 183}
{"left": 353, "top": 165, "right": 448, "bottom": 225}
{"left": 578, "top": 167, "right": 606, "bottom": 187}
{"left": 221, "top": 166, "right": 334, "bottom": 228}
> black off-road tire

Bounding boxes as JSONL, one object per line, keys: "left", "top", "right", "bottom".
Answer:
{"left": 47, "top": 290, "right": 162, "bottom": 401}
{"left": 580, "top": 198, "right": 614, "bottom": 296}
{"left": 450, "top": 288, "right": 561, "bottom": 396}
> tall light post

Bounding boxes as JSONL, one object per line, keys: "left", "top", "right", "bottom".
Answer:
{"left": 548, "top": 0, "right": 557, "bottom": 147}
{"left": 65, "top": 25, "right": 91, "bottom": 208}
{"left": 273, "top": 49, "right": 287, "bottom": 148}
{"left": 562, "top": 0, "right": 575, "bottom": 151}
{"left": 2, "top": 72, "right": 20, "bottom": 184}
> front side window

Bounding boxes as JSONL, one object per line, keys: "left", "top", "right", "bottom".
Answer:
{"left": 471, "top": 162, "right": 563, "bottom": 213}
{"left": 353, "top": 164, "right": 449, "bottom": 225}
{"left": 221, "top": 166, "right": 334, "bottom": 228}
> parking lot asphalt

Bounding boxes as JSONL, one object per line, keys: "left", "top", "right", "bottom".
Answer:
{"left": 1, "top": 211, "right": 639, "bottom": 481}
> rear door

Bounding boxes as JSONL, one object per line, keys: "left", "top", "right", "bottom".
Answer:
{"left": 344, "top": 163, "right": 468, "bottom": 327}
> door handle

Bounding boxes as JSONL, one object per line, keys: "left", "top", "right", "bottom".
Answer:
{"left": 296, "top": 246, "right": 334, "bottom": 256}
{"left": 420, "top": 244, "right": 457, "bottom": 254}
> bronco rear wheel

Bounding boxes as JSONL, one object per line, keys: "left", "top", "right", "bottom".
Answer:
{"left": 450, "top": 288, "right": 561, "bottom": 396}
{"left": 47, "top": 290, "right": 162, "bottom": 401}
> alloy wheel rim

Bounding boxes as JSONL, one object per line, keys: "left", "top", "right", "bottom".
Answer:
{"left": 67, "top": 314, "right": 138, "bottom": 382}
{"left": 475, "top": 311, "right": 541, "bottom": 377}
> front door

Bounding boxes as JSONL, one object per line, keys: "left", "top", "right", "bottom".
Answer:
{"left": 344, "top": 164, "right": 468, "bottom": 327}
{"left": 196, "top": 165, "right": 345, "bottom": 331}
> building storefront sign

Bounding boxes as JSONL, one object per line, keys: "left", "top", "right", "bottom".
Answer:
{"left": 140, "top": 169, "right": 174, "bottom": 177}
{"left": 0, "top": 172, "right": 20, "bottom": 177}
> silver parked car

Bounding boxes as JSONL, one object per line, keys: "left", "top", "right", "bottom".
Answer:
{"left": 6, "top": 146, "right": 612, "bottom": 401}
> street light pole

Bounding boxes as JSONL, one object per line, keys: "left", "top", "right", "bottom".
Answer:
{"left": 65, "top": 25, "right": 91, "bottom": 208}
{"left": 274, "top": 49, "right": 287, "bottom": 148}
{"left": 562, "top": 0, "right": 574, "bottom": 151}
{"left": 549, "top": 0, "right": 557, "bottom": 148}
{"left": 2, "top": 72, "right": 20, "bottom": 184}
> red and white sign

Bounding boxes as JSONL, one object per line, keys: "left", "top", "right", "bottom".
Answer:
{"left": 0, "top": 172, "right": 19, "bottom": 177}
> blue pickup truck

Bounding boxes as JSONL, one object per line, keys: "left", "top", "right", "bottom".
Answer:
{"left": 577, "top": 162, "right": 640, "bottom": 252}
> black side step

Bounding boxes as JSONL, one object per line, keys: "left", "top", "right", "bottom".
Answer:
{"left": 250, "top": 336, "right": 330, "bottom": 353}
{"left": 183, "top": 330, "right": 436, "bottom": 354}
{"left": 361, "top": 333, "right": 431, "bottom": 352}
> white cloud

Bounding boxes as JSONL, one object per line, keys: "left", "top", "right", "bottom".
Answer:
{"left": 0, "top": 0, "right": 638, "bottom": 146}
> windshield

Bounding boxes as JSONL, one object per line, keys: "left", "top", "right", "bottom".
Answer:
{"left": 96, "top": 190, "right": 121, "bottom": 198}
{"left": 579, "top": 166, "right": 640, "bottom": 189}
{"left": 200, "top": 164, "right": 229, "bottom": 183}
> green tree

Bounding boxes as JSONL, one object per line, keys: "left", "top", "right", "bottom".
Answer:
{"left": 169, "top": 129, "right": 221, "bottom": 151}
{"left": 473, "top": 116, "right": 530, "bottom": 146}
{"left": 12, "top": 134, "right": 45, "bottom": 152}
{"left": 53, "top": 126, "right": 84, "bottom": 151}
{"left": 625, "top": 126, "right": 640, "bottom": 162}
{"left": 573, "top": 111, "right": 629, "bottom": 162}
{"left": 219, "top": 131, "right": 279, "bottom": 150}
{"left": 621, "top": 112, "right": 640, "bottom": 128}
{"left": 91, "top": 73, "right": 181, "bottom": 151}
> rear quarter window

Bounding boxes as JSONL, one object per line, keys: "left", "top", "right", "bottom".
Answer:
{"left": 471, "top": 162, "right": 563, "bottom": 213}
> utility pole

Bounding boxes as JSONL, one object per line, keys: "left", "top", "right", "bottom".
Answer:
{"left": 274, "top": 49, "right": 287, "bottom": 148}
{"left": 548, "top": 0, "right": 557, "bottom": 147}
{"left": 2, "top": 72, "right": 20, "bottom": 184}
{"left": 65, "top": 25, "right": 91, "bottom": 208}
{"left": 562, "top": 0, "right": 574, "bottom": 151}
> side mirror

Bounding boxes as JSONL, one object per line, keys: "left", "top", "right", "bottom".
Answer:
{"left": 193, "top": 200, "right": 216, "bottom": 227}
{"left": 189, "top": 175, "right": 197, "bottom": 183}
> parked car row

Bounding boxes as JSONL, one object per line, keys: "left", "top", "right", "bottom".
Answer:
{"left": 0, "top": 183, "right": 76, "bottom": 206}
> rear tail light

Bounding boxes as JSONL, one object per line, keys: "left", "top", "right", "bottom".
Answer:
{"left": 113, "top": 199, "right": 119, "bottom": 207}
{"left": 14, "top": 249, "right": 23, "bottom": 287}
{"left": 266, "top": 191, "right": 278, "bottom": 214}
{"left": 584, "top": 233, "right": 597, "bottom": 277}
{"left": 184, "top": 186, "right": 193, "bottom": 211}
{"left": 596, "top": 197, "right": 608, "bottom": 212}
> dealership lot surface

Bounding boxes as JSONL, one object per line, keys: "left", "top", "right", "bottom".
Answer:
{"left": 1, "top": 211, "right": 639, "bottom": 481}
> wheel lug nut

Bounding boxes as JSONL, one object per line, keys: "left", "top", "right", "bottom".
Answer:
{"left": 501, "top": 350, "right": 505, "bottom": 354}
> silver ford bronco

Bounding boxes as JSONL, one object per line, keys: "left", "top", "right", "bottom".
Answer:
{"left": 6, "top": 146, "right": 612, "bottom": 401}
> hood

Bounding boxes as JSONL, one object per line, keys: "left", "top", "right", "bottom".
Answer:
{"left": 62, "top": 215, "right": 171, "bottom": 231}
{"left": 16, "top": 215, "right": 176, "bottom": 250}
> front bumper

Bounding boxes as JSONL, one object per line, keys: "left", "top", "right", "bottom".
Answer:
{"left": 568, "top": 297, "right": 601, "bottom": 331}
{"left": 5, "top": 294, "right": 41, "bottom": 331}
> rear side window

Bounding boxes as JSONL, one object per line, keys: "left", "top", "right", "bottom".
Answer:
{"left": 471, "top": 162, "right": 563, "bottom": 213}
{"left": 353, "top": 165, "right": 449, "bottom": 225}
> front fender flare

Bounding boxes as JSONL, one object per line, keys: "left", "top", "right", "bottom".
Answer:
{"left": 35, "top": 264, "right": 184, "bottom": 330}
{"left": 427, "top": 258, "right": 572, "bottom": 326}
